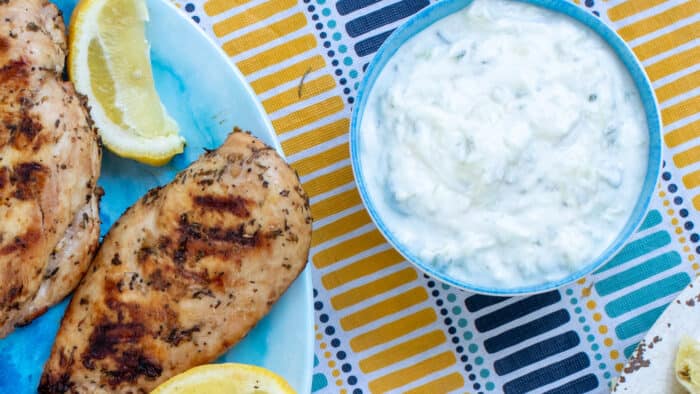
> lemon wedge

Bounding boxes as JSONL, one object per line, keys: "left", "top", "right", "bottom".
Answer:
{"left": 677, "top": 336, "right": 700, "bottom": 393}
{"left": 150, "top": 363, "right": 297, "bottom": 394}
{"left": 69, "top": 0, "right": 185, "bottom": 166}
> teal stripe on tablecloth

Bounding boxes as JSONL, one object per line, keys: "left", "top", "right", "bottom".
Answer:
{"left": 595, "top": 251, "right": 682, "bottom": 296}
{"left": 616, "top": 305, "right": 669, "bottom": 341}
{"left": 596, "top": 231, "right": 672, "bottom": 274}
{"left": 624, "top": 343, "right": 639, "bottom": 359}
{"left": 605, "top": 273, "right": 690, "bottom": 318}
{"left": 638, "top": 209, "right": 663, "bottom": 231}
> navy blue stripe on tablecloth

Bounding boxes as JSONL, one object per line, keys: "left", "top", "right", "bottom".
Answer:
{"left": 354, "top": 30, "right": 394, "bottom": 57}
{"left": 503, "top": 353, "right": 591, "bottom": 394}
{"left": 465, "top": 294, "right": 509, "bottom": 312}
{"left": 337, "top": 0, "right": 384, "bottom": 16}
{"left": 484, "top": 309, "right": 571, "bottom": 354}
{"left": 494, "top": 331, "right": 581, "bottom": 375}
{"left": 345, "top": 0, "right": 429, "bottom": 38}
{"left": 475, "top": 291, "right": 562, "bottom": 333}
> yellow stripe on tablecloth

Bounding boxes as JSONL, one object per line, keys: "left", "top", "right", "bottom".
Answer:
{"left": 359, "top": 330, "right": 446, "bottom": 373}
{"left": 617, "top": 1, "right": 700, "bottom": 42}
{"left": 350, "top": 308, "right": 437, "bottom": 352}
{"left": 340, "top": 287, "right": 428, "bottom": 331}
{"left": 693, "top": 195, "right": 700, "bottom": 211}
{"left": 282, "top": 118, "right": 350, "bottom": 155}
{"left": 204, "top": 0, "right": 250, "bottom": 16}
{"left": 272, "top": 96, "right": 345, "bottom": 134}
{"left": 312, "top": 210, "right": 372, "bottom": 247}
{"left": 674, "top": 144, "right": 700, "bottom": 168}
{"left": 607, "top": 0, "right": 667, "bottom": 22}
{"left": 404, "top": 373, "right": 466, "bottom": 394}
{"left": 222, "top": 13, "right": 307, "bottom": 57}
{"left": 368, "top": 352, "right": 456, "bottom": 393}
{"left": 302, "top": 165, "right": 354, "bottom": 197}
{"left": 661, "top": 95, "right": 700, "bottom": 125}
{"left": 311, "top": 188, "right": 362, "bottom": 222}
{"left": 331, "top": 267, "right": 418, "bottom": 310}
{"left": 263, "top": 75, "right": 337, "bottom": 113}
{"left": 360, "top": 330, "right": 447, "bottom": 373}
{"left": 293, "top": 142, "right": 349, "bottom": 177}
{"left": 656, "top": 70, "right": 700, "bottom": 103}
{"left": 313, "top": 229, "right": 386, "bottom": 269}
{"left": 633, "top": 21, "right": 700, "bottom": 61}
{"left": 322, "top": 249, "right": 404, "bottom": 290}
{"left": 683, "top": 170, "right": 700, "bottom": 189}
{"left": 665, "top": 118, "right": 700, "bottom": 148}
{"left": 645, "top": 45, "right": 700, "bottom": 82}
{"left": 250, "top": 55, "right": 326, "bottom": 94}
{"left": 236, "top": 34, "right": 317, "bottom": 74}
{"left": 212, "top": 0, "right": 297, "bottom": 37}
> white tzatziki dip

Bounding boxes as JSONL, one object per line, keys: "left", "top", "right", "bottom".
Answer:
{"left": 359, "top": 0, "right": 649, "bottom": 288}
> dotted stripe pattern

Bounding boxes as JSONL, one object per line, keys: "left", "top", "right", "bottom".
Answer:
{"left": 604, "top": 0, "right": 700, "bottom": 211}
{"left": 576, "top": 164, "right": 700, "bottom": 377}
{"left": 463, "top": 291, "right": 600, "bottom": 394}
{"left": 178, "top": 0, "right": 698, "bottom": 392}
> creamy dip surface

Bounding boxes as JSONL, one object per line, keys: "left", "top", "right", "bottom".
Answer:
{"left": 359, "top": 0, "right": 649, "bottom": 288}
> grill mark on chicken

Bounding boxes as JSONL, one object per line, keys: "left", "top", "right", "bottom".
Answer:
{"left": 0, "top": 60, "right": 28, "bottom": 83}
{"left": 38, "top": 372, "right": 74, "bottom": 394}
{"left": 82, "top": 322, "right": 147, "bottom": 370}
{"left": 147, "top": 269, "right": 170, "bottom": 291}
{"left": 206, "top": 226, "right": 261, "bottom": 245}
{"left": 0, "top": 229, "right": 40, "bottom": 255}
{"left": 193, "top": 195, "right": 250, "bottom": 217}
{"left": 10, "top": 161, "right": 47, "bottom": 200}
{"left": 2, "top": 69, "right": 54, "bottom": 153}
{"left": 104, "top": 350, "right": 162, "bottom": 386}
{"left": 142, "top": 186, "right": 162, "bottom": 206}
{"left": 0, "top": 166, "right": 8, "bottom": 189}
{"left": 136, "top": 246, "right": 154, "bottom": 264}
{"left": 165, "top": 325, "right": 200, "bottom": 346}
{"left": 1, "top": 66, "right": 47, "bottom": 150}
{"left": 178, "top": 214, "right": 260, "bottom": 246}
{"left": 77, "top": 296, "right": 167, "bottom": 387}
{"left": 0, "top": 37, "right": 7, "bottom": 54}
{"left": 172, "top": 214, "right": 262, "bottom": 267}
{"left": 12, "top": 114, "right": 43, "bottom": 148}
{"left": 1, "top": 284, "right": 22, "bottom": 309}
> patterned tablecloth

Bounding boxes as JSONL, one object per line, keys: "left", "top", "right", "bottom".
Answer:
{"left": 173, "top": 0, "right": 699, "bottom": 392}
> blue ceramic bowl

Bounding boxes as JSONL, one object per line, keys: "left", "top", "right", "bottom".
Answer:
{"left": 349, "top": 0, "right": 663, "bottom": 295}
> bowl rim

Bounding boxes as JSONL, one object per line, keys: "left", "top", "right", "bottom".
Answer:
{"left": 349, "top": 0, "right": 663, "bottom": 296}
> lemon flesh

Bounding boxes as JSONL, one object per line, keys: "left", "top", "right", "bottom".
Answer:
{"left": 676, "top": 336, "right": 700, "bottom": 394}
{"left": 150, "top": 363, "right": 297, "bottom": 394}
{"left": 70, "top": 0, "right": 184, "bottom": 166}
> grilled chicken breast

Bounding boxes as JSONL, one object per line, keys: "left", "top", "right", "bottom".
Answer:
{"left": 0, "top": 0, "right": 102, "bottom": 336}
{"left": 0, "top": 0, "right": 66, "bottom": 72}
{"left": 40, "top": 131, "right": 312, "bottom": 393}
